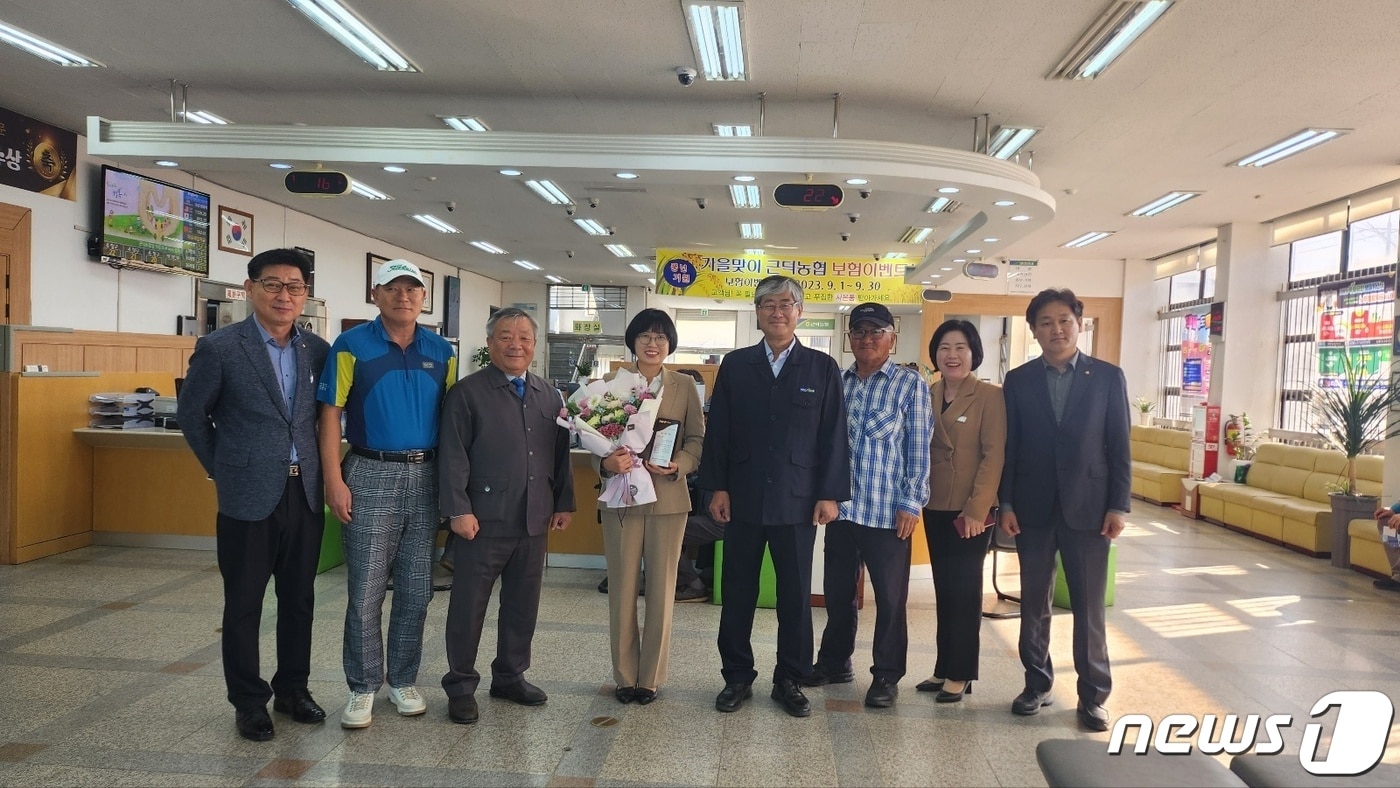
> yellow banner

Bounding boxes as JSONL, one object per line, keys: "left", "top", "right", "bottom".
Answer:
{"left": 654, "top": 249, "right": 924, "bottom": 305}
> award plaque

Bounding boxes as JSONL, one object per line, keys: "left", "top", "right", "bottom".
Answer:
{"left": 646, "top": 419, "right": 681, "bottom": 466}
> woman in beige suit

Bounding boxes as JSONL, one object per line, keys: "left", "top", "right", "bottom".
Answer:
{"left": 918, "top": 319, "right": 1006, "bottom": 703}
{"left": 599, "top": 309, "right": 705, "bottom": 704}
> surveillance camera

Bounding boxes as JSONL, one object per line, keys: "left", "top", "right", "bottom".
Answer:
{"left": 676, "top": 66, "right": 697, "bottom": 86}
{"left": 565, "top": 203, "right": 577, "bottom": 216}
{"left": 588, "top": 197, "right": 599, "bottom": 209}
{"left": 566, "top": 250, "right": 575, "bottom": 259}
{"left": 840, "top": 232, "right": 850, "bottom": 242}
{"left": 445, "top": 200, "right": 456, "bottom": 212}
{"left": 848, "top": 213, "right": 860, "bottom": 224}
{"left": 606, "top": 226, "right": 617, "bottom": 236}
{"left": 696, "top": 197, "right": 707, "bottom": 209}
{"left": 859, "top": 189, "right": 871, "bottom": 199}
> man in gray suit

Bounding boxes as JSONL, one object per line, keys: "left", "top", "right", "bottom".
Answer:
{"left": 177, "top": 248, "right": 330, "bottom": 742}
{"left": 438, "top": 307, "right": 574, "bottom": 724}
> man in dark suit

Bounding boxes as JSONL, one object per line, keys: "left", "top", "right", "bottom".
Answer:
{"left": 177, "top": 248, "right": 330, "bottom": 742}
{"left": 700, "top": 275, "right": 851, "bottom": 718}
{"left": 438, "top": 307, "right": 574, "bottom": 724}
{"left": 999, "top": 288, "right": 1131, "bottom": 733}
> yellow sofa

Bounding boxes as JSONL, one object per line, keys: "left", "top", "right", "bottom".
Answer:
{"left": 1349, "top": 517, "right": 1392, "bottom": 578}
{"left": 1130, "top": 426, "right": 1191, "bottom": 505}
{"left": 1197, "top": 443, "right": 1383, "bottom": 556}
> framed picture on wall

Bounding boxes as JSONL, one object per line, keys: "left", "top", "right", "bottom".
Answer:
{"left": 217, "top": 206, "right": 254, "bottom": 256}
{"left": 420, "top": 269, "right": 436, "bottom": 315}
{"left": 366, "top": 253, "right": 390, "bottom": 304}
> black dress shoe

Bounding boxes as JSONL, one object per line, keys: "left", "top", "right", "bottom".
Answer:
{"left": 771, "top": 678, "right": 811, "bottom": 718}
{"left": 1078, "top": 701, "right": 1110, "bottom": 732}
{"left": 1012, "top": 688, "right": 1053, "bottom": 716}
{"left": 272, "top": 690, "right": 326, "bottom": 723}
{"left": 915, "top": 677, "right": 945, "bottom": 693}
{"left": 800, "top": 663, "right": 855, "bottom": 687}
{"left": 448, "top": 695, "right": 479, "bottom": 724}
{"left": 865, "top": 677, "right": 897, "bottom": 709}
{"left": 235, "top": 707, "right": 274, "bottom": 741}
{"left": 489, "top": 680, "right": 547, "bottom": 706}
{"left": 632, "top": 688, "right": 657, "bottom": 705}
{"left": 936, "top": 680, "right": 972, "bottom": 704}
{"left": 715, "top": 681, "right": 752, "bottom": 713}
{"left": 1374, "top": 578, "right": 1400, "bottom": 591}
{"left": 614, "top": 686, "right": 635, "bottom": 704}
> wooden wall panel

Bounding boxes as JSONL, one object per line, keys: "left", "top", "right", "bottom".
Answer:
{"left": 92, "top": 446, "right": 217, "bottom": 536}
{"left": 21, "top": 343, "right": 83, "bottom": 370}
{"left": 919, "top": 294, "right": 1123, "bottom": 372}
{"left": 84, "top": 346, "right": 139, "bottom": 372}
{"left": 136, "top": 347, "right": 185, "bottom": 375}
{"left": 7, "top": 330, "right": 195, "bottom": 375}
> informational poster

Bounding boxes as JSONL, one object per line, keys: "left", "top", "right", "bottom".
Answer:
{"left": 1181, "top": 311, "right": 1211, "bottom": 399}
{"left": 0, "top": 105, "right": 77, "bottom": 200}
{"left": 1317, "top": 279, "right": 1394, "bottom": 388}
{"left": 654, "top": 249, "right": 924, "bottom": 305}
{"left": 1007, "top": 259, "right": 1038, "bottom": 294}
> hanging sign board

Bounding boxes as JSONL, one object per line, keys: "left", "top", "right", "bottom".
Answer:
{"left": 654, "top": 249, "right": 924, "bottom": 305}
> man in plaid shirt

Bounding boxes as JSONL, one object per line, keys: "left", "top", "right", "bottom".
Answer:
{"left": 803, "top": 302, "right": 933, "bottom": 708}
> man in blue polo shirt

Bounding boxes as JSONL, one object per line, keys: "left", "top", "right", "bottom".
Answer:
{"left": 318, "top": 259, "right": 457, "bottom": 730}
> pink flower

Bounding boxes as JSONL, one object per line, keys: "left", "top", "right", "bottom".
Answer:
{"left": 639, "top": 391, "right": 655, "bottom": 400}
{"left": 623, "top": 403, "right": 638, "bottom": 415}
{"left": 599, "top": 422, "right": 624, "bottom": 439}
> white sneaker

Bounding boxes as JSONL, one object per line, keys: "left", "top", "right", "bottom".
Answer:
{"left": 388, "top": 685, "right": 427, "bottom": 716}
{"left": 341, "top": 690, "right": 375, "bottom": 729}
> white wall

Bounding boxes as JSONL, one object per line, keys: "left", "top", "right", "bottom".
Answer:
{"left": 1120, "top": 258, "right": 1161, "bottom": 401}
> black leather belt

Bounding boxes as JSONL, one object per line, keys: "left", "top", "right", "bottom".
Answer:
{"left": 352, "top": 447, "right": 437, "bottom": 463}
{"left": 288, "top": 464, "right": 301, "bottom": 477}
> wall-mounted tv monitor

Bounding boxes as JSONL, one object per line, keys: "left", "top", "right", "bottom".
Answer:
{"left": 99, "top": 164, "right": 211, "bottom": 276}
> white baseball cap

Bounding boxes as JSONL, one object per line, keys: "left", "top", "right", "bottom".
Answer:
{"left": 373, "top": 259, "right": 426, "bottom": 288}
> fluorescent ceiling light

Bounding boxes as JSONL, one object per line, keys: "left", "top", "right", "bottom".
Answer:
{"left": 629, "top": 263, "right": 652, "bottom": 272}
{"left": 545, "top": 274, "right": 567, "bottom": 283}
{"left": 154, "top": 160, "right": 180, "bottom": 167}
{"left": 739, "top": 223, "right": 764, "bottom": 240}
{"left": 713, "top": 124, "right": 753, "bottom": 136}
{"left": 285, "top": 0, "right": 418, "bottom": 71}
{"left": 1129, "top": 190, "right": 1201, "bottom": 217}
{"left": 0, "top": 20, "right": 102, "bottom": 67}
{"left": 499, "top": 169, "right": 522, "bottom": 176}
{"left": 733, "top": 175, "right": 755, "bottom": 182}
{"left": 1233, "top": 129, "right": 1350, "bottom": 167}
{"left": 180, "top": 110, "right": 230, "bottom": 125}
{"left": 729, "top": 184, "right": 761, "bottom": 208}
{"left": 573, "top": 218, "right": 609, "bottom": 236}
{"left": 469, "top": 240, "right": 507, "bottom": 254}
{"left": 1049, "top": 0, "right": 1173, "bottom": 80}
{"left": 925, "top": 197, "right": 960, "bottom": 214}
{"left": 899, "top": 227, "right": 934, "bottom": 244}
{"left": 269, "top": 162, "right": 294, "bottom": 169}
{"left": 513, "top": 260, "right": 541, "bottom": 271}
{"left": 882, "top": 252, "right": 907, "bottom": 259}
{"left": 615, "top": 172, "right": 639, "bottom": 179}
{"left": 410, "top": 214, "right": 460, "bottom": 233}
{"left": 995, "top": 200, "right": 1017, "bottom": 207}
{"left": 845, "top": 178, "right": 868, "bottom": 186}
{"left": 349, "top": 180, "right": 392, "bottom": 200}
{"left": 525, "top": 179, "right": 571, "bottom": 205}
{"left": 382, "top": 165, "right": 406, "bottom": 173}
{"left": 744, "top": 248, "right": 765, "bottom": 255}
{"left": 684, "top": 1, "right": 748, "bottom": 81}
{"left": 439, "top": 115, "right": 489, "bottom": 131}
{"left": 1063, "top": 231, "right": 1114, "bottom": 248}
{"left": 987, "top": 126, "right": 1038, "bottom": 159}
{"left": 604, "top": 244, "right": 634, "bottom": 257}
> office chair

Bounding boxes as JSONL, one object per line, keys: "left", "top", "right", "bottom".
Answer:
{"left": 983, "top": 521, "right": 1020, "bottom": 619}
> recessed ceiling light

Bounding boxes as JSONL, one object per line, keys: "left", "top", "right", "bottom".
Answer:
{"left": 153, "top": 160, "right": 179, "bottom": 167}
{"left": 683, "top": 1, "right": 749, "bottom": 81}
{"left": 615, "top": 172, "right": 639, "bottom": 179}
{"left": 953, "top": 258, "right": 966, "bottom": 263}
{"left": 382, "top": 165, "right": 407, "bottom": 173}
{"left": 925, "top": 197, "right": 960, "bottom": 214}
{"left": 1050, "top": 0, "right": 1173, "bottom": 80}
{"left": 733, "top": 175, "right": 756, "bottom": 182}
{"left": 1128, "top": 191, "right": 1201, "bottom": 217}
{"left": 982, "top": 238, "right": 1000, "bottom": 243}
{"left": 545, "top": 274, "right": 567, "bottom": 283}
{"left": 994, "top": 200, "right": 1017, "bottom": 207}
{"left": 469, "top": 240, "right": 507, "bottom": 254}
{"left": 524, "top": 179, "right": 571, "bottom": 205}
{"left": 285, "top": 0, "right": 419, "bottom": 72}
{"left": 729, "top": 184, "right": 761, "bottom": 209}
{"left": 513, "top": 260, "right": 541, "bottom": 271}
{"left": 349, "top": 180, "right": 392, "bottom": 200}
{"left": 930, "top": 274, "right": 942, "bottom": 278}
{"left": 1010, "top": 214, "right": 1031, "bottom": 221}
{"left": 1062, "top": 231, "right": 1114, "bottom": 249}
{"left": 986, "top": 126, "right": 1038, "bottom": 159}
{"left": 739, "top": 222, "right": 764, "bottom": 240}
{"left": 744, "top": 248, "right": 765, "bottom": 255}
{"left": 937, "top": 187, "right": 960, "bottom": 194}
{"left": 1233, "top": 129, "right": 1350, "bottom": 167}
{"left": 629, "top": 263, "right": 651, "bottom": 272}
{"left": 439, "top": 115, "right": 489, "bottom": 131}
{"left": 940, "top": 267, "right": 953, "bottom": 271}
{"left": 965, "top": 249, "right": 982, "bottom": 254}
{"left": 604, "top": 244, "right": 634, "bottom": 257}
{"left": 269, "top": 162, "right": 294, "bottom": 169}
{"left": 499, "top": 169, "right": 522, "bottom": 176}
{"left": 410, "top": 214, "right": 460, "bottom": 233}
{"left": 899, "top": 227, "right": 934, "bottom": 244}
{"left": 573, "top": 218, "right": 609, "bottom": 236}
{"left": 845, "top": 178, "right": 868, "bottom": 185}
{"left": 0, "top": 19, "right": 103, "bottom": 67}
{"left": 713, "top": 124, "right": 754, "bottom": 136}
{"left": 922, "top": 280, "right": 931, "bottom": 284}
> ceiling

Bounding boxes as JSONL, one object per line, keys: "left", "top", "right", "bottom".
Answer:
{"left": 4, "top": 0, "right": 1400, "bottom": 289}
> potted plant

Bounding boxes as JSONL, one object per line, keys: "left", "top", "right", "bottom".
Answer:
{"left": 470, "top": 346, "right": 491, "bottom": 371}
{"left": 1132, "top": 396, "right": 1157, "bottom": 426}
{"left": 1314, "top": 352, "right": 1400, "bottom": 567}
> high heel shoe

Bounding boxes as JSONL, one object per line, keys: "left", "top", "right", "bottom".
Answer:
{"left": 935, "top": 680, "right": 972, "bottom": 703}
{"left": 915, "top": 677, "right": 945, "bottom": 693}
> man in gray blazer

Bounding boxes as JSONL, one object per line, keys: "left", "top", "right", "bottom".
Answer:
{"left": 438, "top": 307, "right": 574, "bottom": 724}
{"left": 177, "top": 248, "right": 330, "bottom": 742}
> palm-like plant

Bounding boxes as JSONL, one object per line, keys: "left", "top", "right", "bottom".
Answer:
{"left": 1314, "top": 352, "right": 1400, "bottom": 494}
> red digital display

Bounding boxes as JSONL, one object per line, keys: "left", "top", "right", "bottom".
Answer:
{"left": 773, "top": 183, "right": 844, "bottom": 209}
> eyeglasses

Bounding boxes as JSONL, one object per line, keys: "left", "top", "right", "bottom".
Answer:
{"left": 635, "top": 333, "right": 669, "bottom": 346}
{"left": 848, "top": 328, "right": 893, "bottom": 340}
{"left": 757, "top": 301, "right": 798, "bottom": 314}
{"left": 255, "top": 278, "right": 308, "bottom": 296}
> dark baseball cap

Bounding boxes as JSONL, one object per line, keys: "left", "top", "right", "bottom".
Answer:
{"left": 849, "top": 302, "right": 894, "bottom": 329}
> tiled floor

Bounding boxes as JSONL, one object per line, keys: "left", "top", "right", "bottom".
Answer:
{"left": 2, "top": 506, "right": 1398, "bottom": 786}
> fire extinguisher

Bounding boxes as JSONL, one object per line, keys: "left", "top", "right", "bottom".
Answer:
{"left": 1223, "top": 414, "right": 1240, "bottom": 458}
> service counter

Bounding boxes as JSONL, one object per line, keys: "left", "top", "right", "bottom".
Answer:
{"left": 73, "top": 428, "right": 220, "bottom": 547}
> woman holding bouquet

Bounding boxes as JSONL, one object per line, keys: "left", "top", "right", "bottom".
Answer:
{"left": 598, "top": 309, "right": 705, "bottom": 704}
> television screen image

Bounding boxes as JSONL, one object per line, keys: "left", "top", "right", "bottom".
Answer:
{"left": 100, "top": 165, "right": 210, "bottom": 276}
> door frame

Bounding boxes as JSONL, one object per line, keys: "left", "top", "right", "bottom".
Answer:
{"left": 0, "top": 202, "right": 32, "bottom": 325}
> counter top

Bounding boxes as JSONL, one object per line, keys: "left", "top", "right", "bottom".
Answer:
{"left": 73, "top": 427, "right": 188, "bottom": 449}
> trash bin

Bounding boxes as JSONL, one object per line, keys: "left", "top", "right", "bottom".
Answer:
{"left": 318, "top": 507, "right": 345, "bottom": 574}
{"left": 1052, "top": 542, "right": 1117, "bottom": 609}
{"left": 711, "top": 540, "right": 778, "bottom": 609}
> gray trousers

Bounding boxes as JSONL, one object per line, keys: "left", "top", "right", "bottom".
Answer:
{"left": 441, "top": 533, "right": 547, "bottom": 697}
{"left": 1379, "top": 521, "right": 1400, "bottom": 581}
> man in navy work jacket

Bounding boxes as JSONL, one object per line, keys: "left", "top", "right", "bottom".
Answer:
{"left": 999, "top": 287, "right": 1131, "bottom": 733}
{"left": 699, "top": 274, "right": 851, "bottom": 718}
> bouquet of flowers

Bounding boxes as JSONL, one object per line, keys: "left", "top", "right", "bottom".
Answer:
{"left": 557, "top": 368, "right": 662, "bottom": 507}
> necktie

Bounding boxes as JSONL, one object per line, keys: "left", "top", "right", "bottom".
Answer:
{"left": 511, "top": 377, "right": 526, "bottom": 399}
